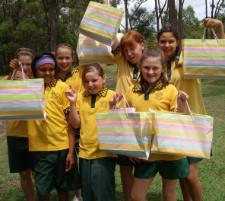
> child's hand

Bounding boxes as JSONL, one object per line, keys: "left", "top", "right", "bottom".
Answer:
{"left": 9, "top": 58, "right": 20, "bottom": 70}
{"left": 203, "top": 18, "right": 223, "bottom": 28}
{"left": 65, "top": 152, "right": 74, "bottom": 172}
{"left": 65, "top": 87, "right": 77, "bottom": 104}
{"left": 109, "top": 92, "right": 123, "bottom": 109}
{"left": 176, "top": 90, "right": 189, "bottom": 112}
{"left": 14, "top": 70, "right": 27, "bottom": 80}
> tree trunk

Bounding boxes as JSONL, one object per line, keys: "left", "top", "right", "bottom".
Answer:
{"left": 49, "top": 0, "right": 58, "bottom": 52}
{"left": 155, "top": 0, "right": 160, "bottom": 32}
{"left": 178, "top": 0, "right": 184, "bottom": 37}
{"left": 168, "top": 0, "right": 178, "bottom": 32}
{"left": 124, "top": 0, "right": 129, "bottom": 31}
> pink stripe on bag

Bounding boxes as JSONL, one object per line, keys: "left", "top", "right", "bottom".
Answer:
{"left": 97, "top": 121, "right": 151, "bottom": 128}
{"left": 185, "top": 58, "right": 225, "bottom": 63}
{"left": 156, "top": 122, "right": 212, "bottom": 132}
{"left": 185, "top": 47, "right": 225, "bottom": 53}
{"left": 87, "top": 7, "right": 122, "bottom": 20}
{"left": 157, "top": 136, "right": 211, "bottom": 144}
{"left": 0, "top": 89, "right": 43, "bottom": 94}
{"left": 0, "top": 100, "right": 42, "bottom": 105}
{"left": 84, "top": 16, "right": 114, "bottom": 29}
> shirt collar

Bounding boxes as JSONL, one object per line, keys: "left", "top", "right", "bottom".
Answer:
{"left": 83, "top": 87, "right": 108, "bottom": 97}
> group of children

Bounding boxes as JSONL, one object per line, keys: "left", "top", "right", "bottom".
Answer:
{"left": 5, "top": 17, "right": 225, "bottom": 201}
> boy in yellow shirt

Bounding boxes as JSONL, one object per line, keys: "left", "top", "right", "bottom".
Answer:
{"left": 65, "top": 64, "right": 117, "bottom": 201}
{"left": 28, "top": 53, "right": 78, "bottom": 201}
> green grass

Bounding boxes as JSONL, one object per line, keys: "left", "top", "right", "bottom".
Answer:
{"left": 0, "top": 75, "right": 225, "bottom": 200}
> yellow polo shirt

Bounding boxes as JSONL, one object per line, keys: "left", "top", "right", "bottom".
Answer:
{"left": 169, "top": 56, "right": 206, "bottom": 114}
{"left": 6, "top": 121, "right": 28, "bottom": 138}
{"left": 126, "top": 83, "right": 185, "bottom": 161}
{"left": 76, "top": 89, "right": 116, "bottom": 159}
{"left": 65, "top": 66, "right": 84, "bottom": 93}
{"left": 113, "top": 49, "right": 139, "bottom": 95}
{"left": 28, "top": 80, "right": 70, "bottom": 151}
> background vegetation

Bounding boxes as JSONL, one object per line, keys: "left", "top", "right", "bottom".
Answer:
{"left": 0, "top": 0, "right": 225, "bottom": 74}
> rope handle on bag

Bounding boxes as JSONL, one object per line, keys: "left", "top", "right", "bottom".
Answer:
{"left": 111, "top": 93, "right": 132, "bottom": 110}
{"left": 10, "top": 63, "right": 25, "bottom": 80}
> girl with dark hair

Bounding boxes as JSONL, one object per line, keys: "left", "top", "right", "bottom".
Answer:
{"left": 157, "top": 24, "right": 206, "bottom": 201}
{"left": 29, "top": 53, "right": 78, "bottom": 201}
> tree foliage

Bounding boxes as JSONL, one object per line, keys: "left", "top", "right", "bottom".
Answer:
{"left": 0, "top": 0, "right": 224, "bottom": 74}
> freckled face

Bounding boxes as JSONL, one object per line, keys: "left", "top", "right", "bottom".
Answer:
{"left": 141, "top": 56, "right": 164, "bottom": 85}
{"left": 84, "top": 69, "right": 106, "bottom": 95}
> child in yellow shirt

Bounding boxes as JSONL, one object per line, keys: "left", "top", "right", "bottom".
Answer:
{"left": 65, "top": 63, "right": 117, "bottom": 201}
{"left": 123, "top": 48, "right": 189, "bottom": 201}
{"left": 111, "top": 30, "right": 145, "bottom": 201}
{"left": 6, "top": 48, "right": 35, "bottom": 201}
{"left": 55, "top": 43, "right": 83, "bottom": 201}
{"left": 28, "top": 53, "right": 78, "bottom": 201}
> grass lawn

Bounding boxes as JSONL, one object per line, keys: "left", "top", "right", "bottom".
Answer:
{"left": 0, "top": 72, "right": 225, "bottom": 201}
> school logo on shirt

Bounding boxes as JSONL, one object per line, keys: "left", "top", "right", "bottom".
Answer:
{"left": 50, "top": 90, "right": 59, "bottom": 99}
{"left": 154, "top": 92, "right": 163, "bottom": 100}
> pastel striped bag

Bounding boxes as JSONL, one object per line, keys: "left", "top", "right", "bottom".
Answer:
{"left": 150, "top": 110, "right": 213, "bottom": 159}
{"left": 79, "top": 1, "right": 124, "bottom": 45}
{"left": 96, "top": 110, "right": 152, "bottom": 159}
{"left": 183, "top": 28, "right": 225, "bottom": 79}
{"left": 77, "top": 33, "right": 115, "bottom": 64}
{"left": 0, "top": 78, "right": 45, "bottom": 120}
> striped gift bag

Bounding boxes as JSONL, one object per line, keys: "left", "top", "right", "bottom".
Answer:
{"left": 77, "top": 33, "right": 115, "bottom": 64}
{"left": 151, "top": 111, "right": 213, "bottom": 159}
{"left": 79, "top": 1, "right": 124, "bottom": 45}
{"left": 96, "top": 111, "right": 152, "bottom": 159}
{"left": 0, "top": 79, "right": 45, "bottom": 120}
{"left": 183, "top": 38, "right": 225, "bottom": 79}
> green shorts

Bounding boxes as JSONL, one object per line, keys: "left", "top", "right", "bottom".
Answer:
{"left": 80, "top": 157, "right": 116, "bottom": 201}
{"left": 7, "top": 136, "right": 31, "bottom": 173}
{"left": 31, "top": 149, "right": 80, "bottom": 197}
{"left": 134, "top": 159, "right": 189, "bottom": 180}
{"left": 187, "top": 157, "right": 203, "bottom": 164}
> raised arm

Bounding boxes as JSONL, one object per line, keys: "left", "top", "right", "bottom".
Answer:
{"left": 204, "top": 18, "right": 225, "bottom": 39}
{"left": 65, "top": 88, "right": 81, "bottom": 129}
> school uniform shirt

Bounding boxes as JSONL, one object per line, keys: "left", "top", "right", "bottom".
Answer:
{"left": 65, "top": 66, "right": 84, "bottom": 93}
{"left": 126, "top": 83, "right": 185, "bottom": 162}
{"left": 168, "top": 54, "right": 206, "bottom": 114}
{"left": 6, "top": 121, "right": 28, "bottom": 138}
{"left": 76, "top": 88, "right": 116, "bottom": 159}
{"left": 28, "top": 79, "right": 70, "bottom": 151}
{"left": 112, "top": 48, "right": 139, "bottom": 95}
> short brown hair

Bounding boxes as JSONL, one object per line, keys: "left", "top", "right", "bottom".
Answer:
{"left": 82, "top": 63, "right": 104, "bottom": 85}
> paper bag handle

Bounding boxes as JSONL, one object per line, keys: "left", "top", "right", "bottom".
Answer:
{"left": 10, "top": 63, "right": 25, "bottom": 80}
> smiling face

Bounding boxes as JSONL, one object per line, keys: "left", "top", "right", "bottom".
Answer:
{"left": 56, "top": 47, "right": 73, "bottom": 73}
{"left": 83, "top": 68, "right": 106, "bottom": 95}
{"left": 36, "top": 64, "right": 55, "bottom": 85}
{"left": 141, "top": 56, "right": 164, "bottom": 85}
{"left": 158, "top": 32, "right": 178, "bottom": 62}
